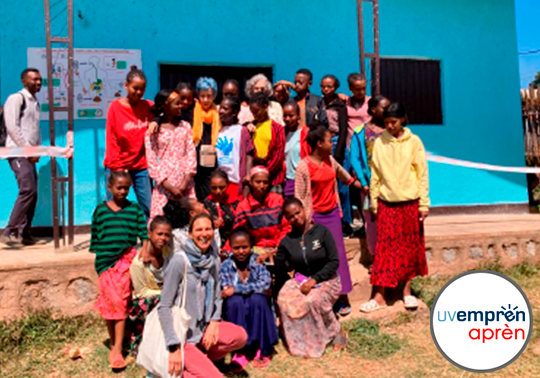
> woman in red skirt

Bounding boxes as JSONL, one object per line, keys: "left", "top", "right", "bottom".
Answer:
{"left": 360, "top": 102, "right": 429, "bottom": 313}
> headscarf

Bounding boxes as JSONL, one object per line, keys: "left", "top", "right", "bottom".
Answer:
{"left": 183, "top": 238, "right": 219, "bottom": 325}
{"left": 250, "top": 165, "right": 269, "bottom": 177}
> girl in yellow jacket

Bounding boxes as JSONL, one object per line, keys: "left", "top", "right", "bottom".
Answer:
{"left": 360, "top": 102, "right": 429, "bottom": 313}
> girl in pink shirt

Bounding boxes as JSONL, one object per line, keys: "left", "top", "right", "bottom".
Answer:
{"left": 145, "top": 90, "right": 197, "bottom": 220}
{"left": 346, "top": 73, "right": 371, "bottom": 146}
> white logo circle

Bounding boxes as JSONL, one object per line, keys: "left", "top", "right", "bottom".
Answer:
{"left": 431, "top": 271, "right": 532, "bottom": 373}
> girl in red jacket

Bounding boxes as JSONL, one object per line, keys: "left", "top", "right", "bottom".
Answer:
{"left": 234, "top": 166, "right": 290, "bottom": 264}
{"left": 104, "top": 67, "right": 153, "bottom": 218}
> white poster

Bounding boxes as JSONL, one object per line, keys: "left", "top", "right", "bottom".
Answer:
{"left": 27, "top": 48, "right": 142, "bottom": 120}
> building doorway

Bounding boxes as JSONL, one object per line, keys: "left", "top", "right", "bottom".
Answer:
{"left": 160, "top": 64, "right": 274, "bottom": 103}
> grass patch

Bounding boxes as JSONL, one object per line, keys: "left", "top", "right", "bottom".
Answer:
{"left": 508, "top": 261, "right": 539, "bottom": 280}
{"left": 0, "top": 311, "right": 101, "bottom": 366}
{"left": 342, "top": 318, "right": 404, "bottom": 360}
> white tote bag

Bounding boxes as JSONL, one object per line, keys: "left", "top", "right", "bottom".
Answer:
{"left": 137, "top": 255, "right": 191, "bottom": 378}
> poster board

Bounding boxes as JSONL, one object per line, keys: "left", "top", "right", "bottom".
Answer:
{"left": 27, "top": 48, "right": 142, "bottom": 120}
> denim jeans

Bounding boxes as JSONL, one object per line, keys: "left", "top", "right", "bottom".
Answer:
{"left": 105, "top": 168, "right": 152, "bottom": 219}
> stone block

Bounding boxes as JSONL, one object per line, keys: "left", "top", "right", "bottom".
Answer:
{"left": 426, "top": 248, "right": 432, "bottom": 262}
{"left": 469, "top": 246, "right": 483, "bottom": 260}
{"left": 66, "top": 277, "right": 97, "bottom": 304}
{"left": 20, "top": 279, "right": 53, "bottom": 313}
{"left": 503, "top": 243, "right": 519, "bottom": 259}
{"left": 527, "top": 241, "right": 537, "bottom": 256}
{"left": 443, "top": 248, "right": 458, "bottom": 264}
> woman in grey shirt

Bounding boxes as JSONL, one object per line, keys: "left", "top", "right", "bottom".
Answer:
{"left": 158, "top": 213, "right": 247, "bottom": 377}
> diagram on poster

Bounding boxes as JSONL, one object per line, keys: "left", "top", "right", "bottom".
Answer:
{"left": 27, "top": 48, "right": 142, "bottom": 120}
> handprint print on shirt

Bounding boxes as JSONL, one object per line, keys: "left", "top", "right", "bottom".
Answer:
{"left": 216, "top": 136, "right": 234, "bottom": 156}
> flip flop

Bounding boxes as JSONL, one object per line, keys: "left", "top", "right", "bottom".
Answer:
{"left": 109, "top": 350, "right": 126, "bottom": 370}
{"left": 404, "top": 295, "right": 419, "bottom": 309}
{"left": 359, "top": 299, "right": 387, "bottom": 313}
{"left": 229, "top": 353, "right": 249, "bottom": 374}
{"left": 252, "top": 349, "right": 271, "bottom": 368}
{"left": 337, "top": 302, "right": 352, "bottom": 317}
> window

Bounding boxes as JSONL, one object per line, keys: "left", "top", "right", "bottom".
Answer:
{"left": 380, "top": 58, "right": 443, "bottom": 125}
{"left": 160, "top": 64, "right": 273, "bottom": 103}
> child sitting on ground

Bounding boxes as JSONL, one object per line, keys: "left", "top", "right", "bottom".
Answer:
{"left": 234, "top": 165, "right": 290, "bottom": 264}
{"left": 221, "top": 228, "right": 278, "bottom": 372}
{"left": 128, "top": 215, "right": 173, "bottom": 358}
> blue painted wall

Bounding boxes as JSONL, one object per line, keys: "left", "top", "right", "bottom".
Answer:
{"left": 0, "top": 0, "right": 526, "bottom": 226}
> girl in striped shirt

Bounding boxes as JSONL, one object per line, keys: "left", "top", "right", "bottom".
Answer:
{"left": 90, "top": 171, "right": 148, "bottom": 371}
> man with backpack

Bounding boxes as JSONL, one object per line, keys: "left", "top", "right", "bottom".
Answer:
{"left": 0, "top": 68, "right": 46, "bottom": 247}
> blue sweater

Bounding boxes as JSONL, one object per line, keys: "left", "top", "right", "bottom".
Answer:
{"left": 350, "top": 124, "right": 371, "bottom": 187}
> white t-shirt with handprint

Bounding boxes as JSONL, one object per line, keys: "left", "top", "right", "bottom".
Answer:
{"left": 216, "top": 124, "right": 243, "bottom": 184}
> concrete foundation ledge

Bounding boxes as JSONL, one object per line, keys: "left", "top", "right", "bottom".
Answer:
{"left": 1, "top": 214, "right": 540, "bottom": 320}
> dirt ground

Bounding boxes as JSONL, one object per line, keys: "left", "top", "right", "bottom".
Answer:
{"left": 3, "top": 262, "right": 540, "bottom": 378}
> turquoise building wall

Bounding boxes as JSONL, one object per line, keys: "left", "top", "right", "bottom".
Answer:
{"left": 0, "top": 0, "right": 527, "bottom": 226}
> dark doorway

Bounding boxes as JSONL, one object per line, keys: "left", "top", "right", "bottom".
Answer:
{"left": 159, "top": 64, "right": 274, "bottom": 103}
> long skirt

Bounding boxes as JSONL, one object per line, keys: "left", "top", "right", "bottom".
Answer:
{"left": 129, "top": 295, "right": 160, "bottom": 356}
{"left": 312, "top": 207, "right": 353, "bottom": 294}
{"left": 94, "top": 247, "right": 137, "bottom": 320}
{"left": 371, "top": 199, "right": 428, "bottom": 288}
{"left": 224, "top": 293, "right": 278, "bottom": 356}
{"left": 284, "top": 179, "right": 295, "bottom": 198}
{"left": 277, "top": 277, "right": 341, "bottom": 358}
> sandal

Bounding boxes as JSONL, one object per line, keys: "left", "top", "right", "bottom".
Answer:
{"left": 109, "top": 350, "right": 126, "bottom": 370}
{"left": 337, "top": 302, "right": 352, "bottom": 317}
{"left": 404, "top": 295, "right": 418, "bottom": 309}
{"left": 359, "top": 299, "right": 387, "bottom": 313}
{"left": 332, "top": 330, "right": 348, "bottom": 352}
{"left": 252, "top": 349, "right": 271, "bottom": 368}
{"left": 229, "top": 353, "right": 249, "bottom": 374}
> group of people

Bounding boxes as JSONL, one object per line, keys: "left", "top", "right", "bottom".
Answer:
{"left": 2, "top": 66, "right": 430, "bottom": 378}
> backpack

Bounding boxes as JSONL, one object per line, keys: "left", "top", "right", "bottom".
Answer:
{"left": 0, "top": 93, "right": 26, "bottom": 147}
